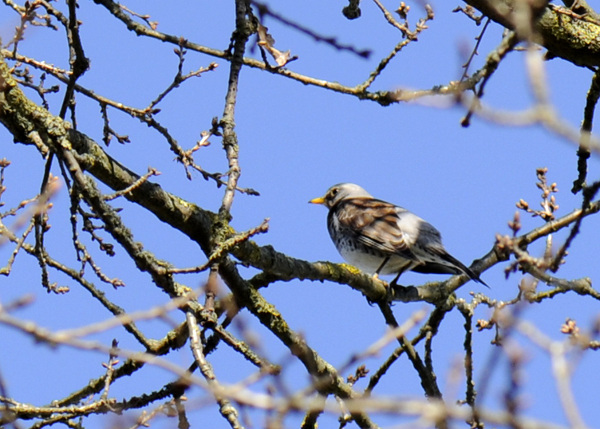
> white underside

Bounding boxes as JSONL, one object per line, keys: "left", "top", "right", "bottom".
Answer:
{"left": 338, "top": 247, "right": 415, "bottom": 275}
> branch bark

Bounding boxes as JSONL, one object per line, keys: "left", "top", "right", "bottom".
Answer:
{"left": 464, "top": 0, "right": 600, "bottom": 68}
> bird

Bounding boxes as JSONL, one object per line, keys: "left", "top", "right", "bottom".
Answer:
{"left": 309, "top": 183, "right": 487, "bottom": 287}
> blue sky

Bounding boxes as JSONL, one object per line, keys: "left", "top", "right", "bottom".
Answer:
{"left": 1, "top": 1, "right": 599, "bottom": 428}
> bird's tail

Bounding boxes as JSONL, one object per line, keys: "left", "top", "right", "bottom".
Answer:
{"left": 463, "top": 266, "right": 489, "bottom": 288}
{"left": 436, "top": 250, "right": 489, "bottom": 288}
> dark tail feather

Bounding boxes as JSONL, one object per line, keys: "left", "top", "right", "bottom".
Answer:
{"left": 463, "top": 266, "right": 489, "bottom": 288}
{"left": 436, "top": 250, "right": 490, "bottom": 288}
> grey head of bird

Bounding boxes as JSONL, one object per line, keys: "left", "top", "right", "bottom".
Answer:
{"left": 309, "top": 183, "right": 373, "bottom": 208}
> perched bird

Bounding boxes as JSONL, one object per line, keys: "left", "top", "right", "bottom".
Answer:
{"left": 309, "top": 183, "right": 487, "bottom": 287}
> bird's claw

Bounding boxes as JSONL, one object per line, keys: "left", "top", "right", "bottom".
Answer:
{"left": 386, "top": 279, "right": 398, "bottom": 303}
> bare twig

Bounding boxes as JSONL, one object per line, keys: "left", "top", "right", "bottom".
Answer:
{"left": 104, "top": 167, "right": 161, "bottom": 201}
{"left": 186, "top": 310, "right": 243, "bottom": 428}
{"left": 572, "top": 70, "right": 600, "bottom": 193}
{"left": 461, "top": 31, "right": 519, "bottom": 126}
{"left": 251, "top": 1, "right": 371, "bottom": 58}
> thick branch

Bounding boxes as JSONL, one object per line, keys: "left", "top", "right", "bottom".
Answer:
{"left": 464, "top": 0, "right": 600, "bottom": 68}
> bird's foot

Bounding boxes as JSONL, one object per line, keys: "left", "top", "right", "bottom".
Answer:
{"left": 366, "top": 274, "right": 393, "bottom": 306}
{"left": 387, "top": 278, "right": 399, "bottom": 302}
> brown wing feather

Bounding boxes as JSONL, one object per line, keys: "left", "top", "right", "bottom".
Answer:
{"left": 334, "top": 198, "right": 416, "bottom": 259}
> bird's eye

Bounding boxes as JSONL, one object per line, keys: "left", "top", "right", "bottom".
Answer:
{"left": 329, "top": 188, "right": 339, "bottom": 198}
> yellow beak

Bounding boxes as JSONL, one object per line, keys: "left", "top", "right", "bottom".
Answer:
{"left": 309, "top": 196, "right": 325, "bottom": 205}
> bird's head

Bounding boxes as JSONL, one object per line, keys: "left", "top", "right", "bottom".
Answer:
{"left": 309, "top": 183, "right": 373, "bottom": 209}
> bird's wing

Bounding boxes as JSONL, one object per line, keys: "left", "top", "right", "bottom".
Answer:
{"left": 334, "top": 198, "right": 417, "bottom": 258}
{"left": 412, "top": 245, "right": 465, "bottom": 275}
{"left": 411, "top": 229, "right": 489, "bottom": 286}
{"left": 398, "top": 212, "right": 466, "bottom": 272}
